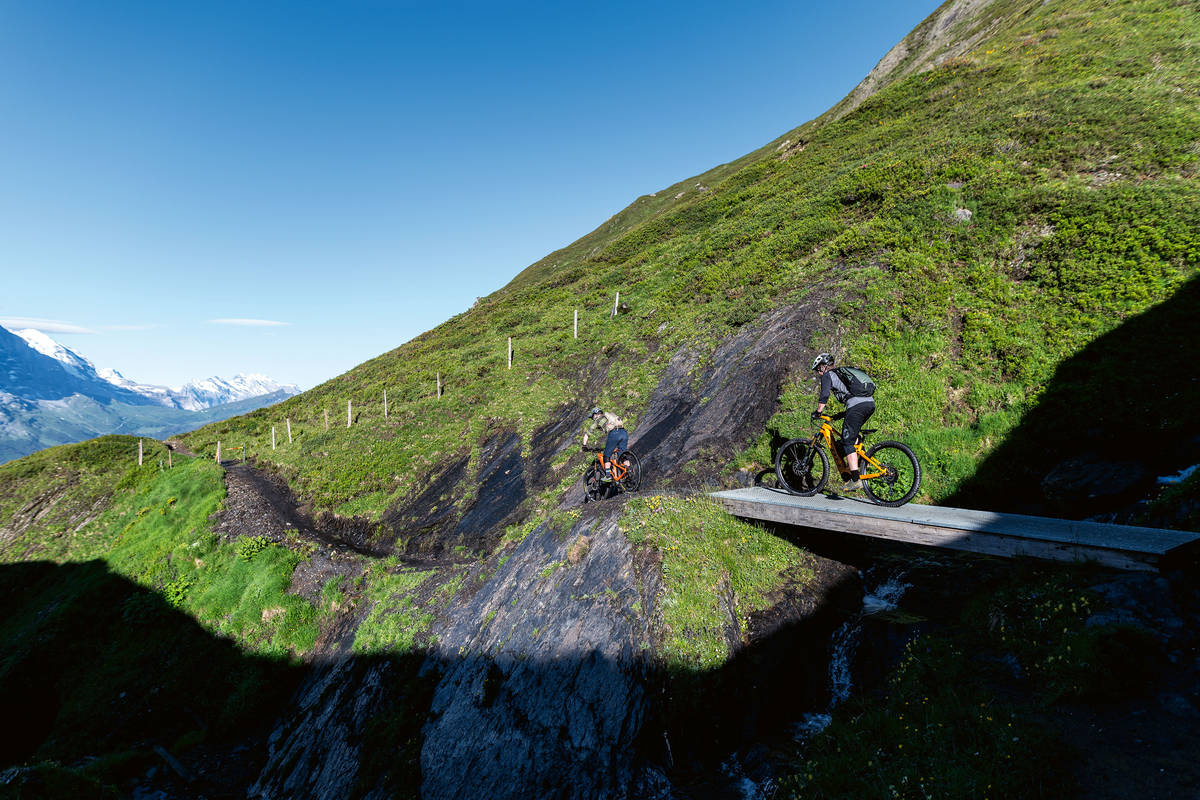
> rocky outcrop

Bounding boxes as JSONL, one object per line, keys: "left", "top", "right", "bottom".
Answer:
{"left": 420, "top": 508, "right": 658, "bottom": 800}
{"left": 249, "top": 659, "right": 397, "bottom": 799}
{"left": 630, "top": 298, "right": 826, "bottom": 490}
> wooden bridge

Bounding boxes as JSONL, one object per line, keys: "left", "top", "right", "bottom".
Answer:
{"left": 711, "top": 487, "right": 1200, "bottom": 572}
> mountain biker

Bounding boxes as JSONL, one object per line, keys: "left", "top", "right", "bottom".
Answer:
{"left": 582, "top": 407, "right": 627, "bottom": 482}
{"left": 811, "top": 353, "right": 875, "bottom": 492}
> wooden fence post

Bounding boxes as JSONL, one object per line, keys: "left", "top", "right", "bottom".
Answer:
{"left": 272, "top": 426, "right": 276, "bottom": 450}
{"left": 437, "top": 372, "right": 442, "bottom": 399}
{"left": 216, "top": 441, "right": 221, "bottom": 463}
{"left": 508, "top": 337, "right": 512, "bottom": 369}
{"left": 384, "top": 389, "right": 388, "bottom": 418}
{"left": 324, "top": 409, "right": 329, "bottom": 431}
{"left": 347, "top": 400, "right": 352, "bottom": 428}
{"left": 574, "top": 309, "right": 578, "bottom": 339}
{"left": 287, "top": 418, "right": 293, "bottom": 443}
{"left": 168, "top": 449, "right": 172, "bottom": 469}
{"left": 612, "top": 291, "right": 619, "bottom": 317}
{"left": 138, "top": 439, "right": 143, "bottom": 466}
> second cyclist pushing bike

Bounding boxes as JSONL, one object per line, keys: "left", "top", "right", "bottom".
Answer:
{"left": 581, "top": 406, "right": 641, "bottom": 501}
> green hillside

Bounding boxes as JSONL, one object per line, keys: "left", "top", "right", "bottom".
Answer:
{"left": 181, "top": 0, "right": 1197, "bottom": 529}
{"left": 2, "top": 0, "right": 1199, "bottom": 794}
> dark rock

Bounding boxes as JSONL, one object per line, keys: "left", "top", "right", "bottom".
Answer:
{"left": 630, "top": 299, "right": 825, "bottom": 492}
{"left": 420, "top": 510, "right": 655, "bottom": 800}
{"left": 1041, "top": 453, "right": 1150, "bottom": 511}
{"left": 1086, "top": 574, "right": 1185, "bottom": 643}
{"left": 250, "top": 659, "right": 400, "bottom": 799}
{"left": 1159, "top": 693, "right": 1200, "bottom": 719}
{"left": 453, "top": 430, "right": 526, "bottom": 545}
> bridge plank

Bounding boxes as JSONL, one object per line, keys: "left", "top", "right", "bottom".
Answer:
{"left": 711, "top": 487, "right": 1200, "bottom": 572}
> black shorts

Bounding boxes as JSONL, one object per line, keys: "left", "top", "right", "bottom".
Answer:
{"left": 840, "top": 402, "right": 875, "bottom": 456}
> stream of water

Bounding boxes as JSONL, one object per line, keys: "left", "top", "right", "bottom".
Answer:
{"left": 723, "top": 569, "right": 912, "bottom": 800}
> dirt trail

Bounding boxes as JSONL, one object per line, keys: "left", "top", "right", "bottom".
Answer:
{"left": 212, "top": 460, "right": 461, "bottom": 605}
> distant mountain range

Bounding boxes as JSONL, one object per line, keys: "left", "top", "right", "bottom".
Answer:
{"left": 0, "top": 326, "right": 299, "bottom": 462}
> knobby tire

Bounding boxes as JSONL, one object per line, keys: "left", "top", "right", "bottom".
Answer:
{"left": 617, "top": 450, "right": 641, "bottom": 493}
{"left": 861, "top": 440, "right": 921, "bottom": 507}
{"left": 775, "top": 438, "right": 829, "bottom": 496}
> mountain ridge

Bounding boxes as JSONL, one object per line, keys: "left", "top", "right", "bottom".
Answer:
{"left": 0, "top": 325, "right": 300, "bottom": 462}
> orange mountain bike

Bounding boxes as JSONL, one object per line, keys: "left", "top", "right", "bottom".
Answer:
{"left": 582, "top": 446, "right": 642, "bottom": 502}
{"left": 775, "top": 411, "right": 921, "bottom": 507}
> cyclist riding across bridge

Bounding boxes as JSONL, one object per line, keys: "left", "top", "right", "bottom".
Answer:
{"left": 811, "top": 353, "right": 876, "bottom": 493}
{"left": 582, "top": 407, "right": 627, "bottom": 482}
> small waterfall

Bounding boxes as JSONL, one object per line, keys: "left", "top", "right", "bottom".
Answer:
{"left": 720, "top": 755, "right": 775, "bottom": 800}
{"left": 710, "top": 570, "right": 912, "bottom": 799}
{"left": 794, "top": 570, "right": 911, "bottom": 739}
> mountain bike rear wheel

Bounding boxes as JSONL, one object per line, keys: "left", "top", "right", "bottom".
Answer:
{"left": 775, "top": 438, "right": 829, "bottom": 496}
{"left": 584, "top": 464, "right": 606, "bottom": 502}
{"left": 861, "top": 441, "right": 921, "bottom": 507}
{"left": 616, "top": 450, "right": 641, "bottom": 493}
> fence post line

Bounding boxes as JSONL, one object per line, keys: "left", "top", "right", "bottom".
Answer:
{"left": 324, "top": 409, "right": 329, "bottom": 431}
{"left": 508, "top": 337, "right": 512, "bottom": 369}
{"left": 286, "top": 418, "right": 293, "bottom": 443}
{"left": 138, "top": 439, "right": 143, "bottom": 466}
{"left": 574, "top": 309, "right": 578, "bottom": 339}
{"left": 437, "top": 371, "right": 442, "bottom": 399}
{"left": 347, "top": 399, "right": 352, "bottom": 428}
{"left": 272, "top": 426, "right": 276, "bottom": 450}
{"left": 384, "top": 389, "right": 388, "bottom": 418}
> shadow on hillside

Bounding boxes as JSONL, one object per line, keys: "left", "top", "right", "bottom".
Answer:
{"left": 0, "top": 558, "right": 862, "bottom": 798}
{"left": 947, "top": 274, "right": 1200, "bottom": 518}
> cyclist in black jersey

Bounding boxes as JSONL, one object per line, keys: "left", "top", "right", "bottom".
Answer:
{"left": 811, "top": 353, "right": 875, "bottom": 492}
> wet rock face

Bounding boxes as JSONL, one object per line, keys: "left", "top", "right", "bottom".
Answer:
{"left": 250, "top": 659, "right": 393, "bottom": 799}
{"left": 420, "top": 510, "right": 657, "bottom": 800}
{"left": 384, "top": 453, "right": 471, "bottom": 554}
{"left": 454, "top": 431, "right": 526, "bottom": 540}
{"left": 632, "top": 300, "right": 824, "bottom": 489}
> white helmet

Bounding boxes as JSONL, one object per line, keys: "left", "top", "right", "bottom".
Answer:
{"left": 811, "top": 352, "right": 834, "bottom": 371}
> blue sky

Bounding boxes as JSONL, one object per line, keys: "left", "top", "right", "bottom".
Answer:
{"left": 0, "top": 0, "right": 936, "bottom": 389}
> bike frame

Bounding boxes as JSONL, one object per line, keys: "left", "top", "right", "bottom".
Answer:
{"left": 595, "top": 450, "right": 630, "bottom": 482}
{"left": 812, "top": 415, "right": 886, "bottom": 480}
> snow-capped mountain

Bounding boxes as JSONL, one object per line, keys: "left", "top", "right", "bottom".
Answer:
{"left": 9, "top": 328, "right": 299, "bottom": 411}
{"left": 1, "top": 325, "right": 301, "bottom": 462}
{"left": 167, "top": 374, "right": 300, "bottom": 411}
{"left": 14, "top": 328, "right": 107, "bottom": 383}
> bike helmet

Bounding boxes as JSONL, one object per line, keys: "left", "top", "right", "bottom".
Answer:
{"left": 589, "top": 406, "right": 603, "bottom": 417}
{"left": 811, "top": 352, "right": 835, "bottom": 371}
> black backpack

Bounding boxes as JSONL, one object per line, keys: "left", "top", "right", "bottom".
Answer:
{"left": 833, "top": 366, "right": 876, "bottom": 399}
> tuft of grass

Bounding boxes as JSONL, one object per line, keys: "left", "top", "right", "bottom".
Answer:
{"left": 352, "top": 566, "right": 435, "bottom": 654}
{"left": 622, "top": 495, "right": 813, "bottom": 670}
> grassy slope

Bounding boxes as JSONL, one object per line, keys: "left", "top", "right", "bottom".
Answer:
{"left": 0, "top": 437, "right": 323, "bottom": 779}
{"left": 1, "top": 0, "right": 1198, "bottom": 791}
{"left": 180, "top": 0, "right": 1198, "bottom": 524}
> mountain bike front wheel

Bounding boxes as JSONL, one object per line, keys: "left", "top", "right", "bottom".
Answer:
{"left": 861, "top": 441, "right": 921, "bottom": 507}
{"left": 616, "top": 450, "right": 641, "bottom": 493}
{"left": 775, "top": 438, "right": 829, "bottom": 496}
{"left": 584, "top": 464, "right": 606, "bottom": 502}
